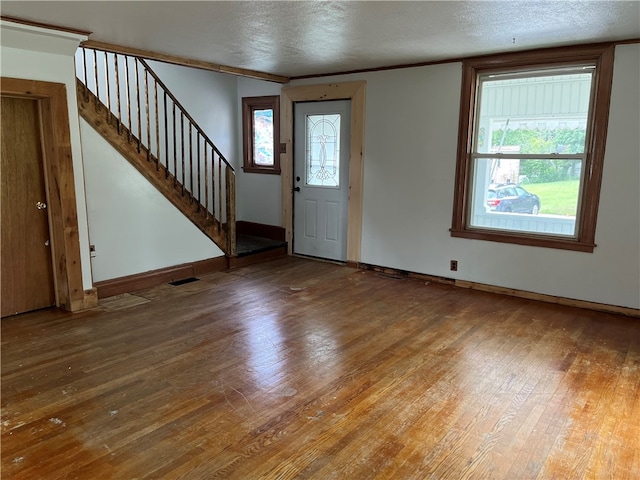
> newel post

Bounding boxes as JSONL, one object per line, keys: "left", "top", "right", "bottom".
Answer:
{"left": 225, "top": 166, "right": 236, "bottom": 257}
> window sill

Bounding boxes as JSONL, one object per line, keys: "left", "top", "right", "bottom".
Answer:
{"left": 242, "top": 166, "right": 281, "bottom": 175}
{"left": 450, "top": 228, "right": 596, "bottom": 252}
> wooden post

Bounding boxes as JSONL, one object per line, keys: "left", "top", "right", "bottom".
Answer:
{"left": 225, "top": 166, "right": 236, "bottom": 257}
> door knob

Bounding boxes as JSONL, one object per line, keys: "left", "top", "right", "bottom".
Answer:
{"left": 36, "top": 201, "right": 47, "bottom": 210}
{"left": 293, "top": 187, "right": 300, "bottom": 192}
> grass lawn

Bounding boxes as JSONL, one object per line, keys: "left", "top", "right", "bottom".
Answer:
{"left": 523, "top": 179, "right": 580, "bottom": 216}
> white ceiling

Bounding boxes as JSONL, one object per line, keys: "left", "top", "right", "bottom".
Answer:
{"left": 2, "top": 1, "right": 639, "bottom": 79}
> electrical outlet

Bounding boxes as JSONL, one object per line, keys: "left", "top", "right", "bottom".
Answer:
{"left": 450, "top": 260, "right": 458, "bottom": 271}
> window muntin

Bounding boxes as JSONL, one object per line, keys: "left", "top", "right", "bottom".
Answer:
{"left": 242, "top": 96, "right": 280, "bottom": 174}
{"left": 451, "top": 45, "right": 614, "bottom": 252}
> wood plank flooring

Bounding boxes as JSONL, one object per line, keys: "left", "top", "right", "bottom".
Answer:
{"left": 2, "top": 257, "right": 639, "bottom": 479}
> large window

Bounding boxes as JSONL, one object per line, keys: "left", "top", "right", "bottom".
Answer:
{"left": 451, "top": 45, "right": 614, "bottom": 252}
{"left": 242, "top": 96, "right": 280, "bottom": 174}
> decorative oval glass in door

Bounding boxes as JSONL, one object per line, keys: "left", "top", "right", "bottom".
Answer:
{"left": 305, "top": 114, "right": 341, "bottom": 187}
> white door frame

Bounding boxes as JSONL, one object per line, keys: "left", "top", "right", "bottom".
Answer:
{"left": 281, "top": 81, "right": 366, "bottom": 264}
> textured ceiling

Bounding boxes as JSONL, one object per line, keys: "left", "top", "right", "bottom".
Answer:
{"left": 1, "top": 1, "right": 639, "bottom": 78}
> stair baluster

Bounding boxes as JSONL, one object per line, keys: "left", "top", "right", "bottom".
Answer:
{"left": 75, "top": 46, "right": 235, "bottom": 255}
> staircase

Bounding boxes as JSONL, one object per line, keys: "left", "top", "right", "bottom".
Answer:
{"left": 75, "top": 47, "right": 235, "bottom": 256}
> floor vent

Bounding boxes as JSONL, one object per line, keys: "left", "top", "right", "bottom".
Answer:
{"left": 377, "top": 272, "right": 405, "bottom": 280}
{"left": 169, "top": 277, "right": 199, "bottom": 286}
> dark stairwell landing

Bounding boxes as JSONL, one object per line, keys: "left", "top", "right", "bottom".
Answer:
{"left": 236, "top": 234, "right": 287, "bottom": 257}
{"left": 231, "top": 221, "right": 288, "bottom": 267}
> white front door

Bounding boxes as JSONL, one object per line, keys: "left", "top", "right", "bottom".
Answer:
{"left": 293, "top": 100, "right": 351, "bottom": 261}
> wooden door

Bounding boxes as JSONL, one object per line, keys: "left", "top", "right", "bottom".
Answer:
{"left": 293, "top": 100, "right": 351, "bottom": 261}
{"left": 1, "top": 96, "right": 56, "bottom": 317}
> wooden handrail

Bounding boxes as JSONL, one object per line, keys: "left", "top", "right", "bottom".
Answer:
{"left": 81, "top": 39, "right": 290, "bottom": 84}
{"left": 76, "top": 46, "right": 236, "bottom": 256}
{"left": 138, "top": 58, "right": 233, "bottom": 170}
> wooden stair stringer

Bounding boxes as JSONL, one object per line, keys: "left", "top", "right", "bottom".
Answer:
{"left": 76, "top": 81, "right": 228, "bottom": 254}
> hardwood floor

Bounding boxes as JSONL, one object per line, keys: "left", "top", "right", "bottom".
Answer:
{"left": 2, "top": 257, "right": 639, "bottom": 479}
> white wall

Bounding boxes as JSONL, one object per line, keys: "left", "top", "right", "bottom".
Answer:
{"left": 79, "top": 61, "right": 235, "bottom": 282}
{"left": 281, "top": 44, "right": 640, "bottom": 309}
{"left": 2, "top": 30, "right": 233, "bottom": 284}
{"left": 7, "top": 21, "right": 635, "bottom": 307}
{"left": 0, "top": 24, "right": 93, "bottom": 290}
{"left": 139, "top": 66, "right": 285, "bottom": 226}
{"left": 146, "top": 61, "right": 239, "bottom": 163}
{"left": 236, "top": 76, "right": 283, "bottom": 226}
{"left": 122, "top": 64, "right": 286, "bottom": 229}
{"left": 80, "top": 119, "right": 223, "bottom": 282}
